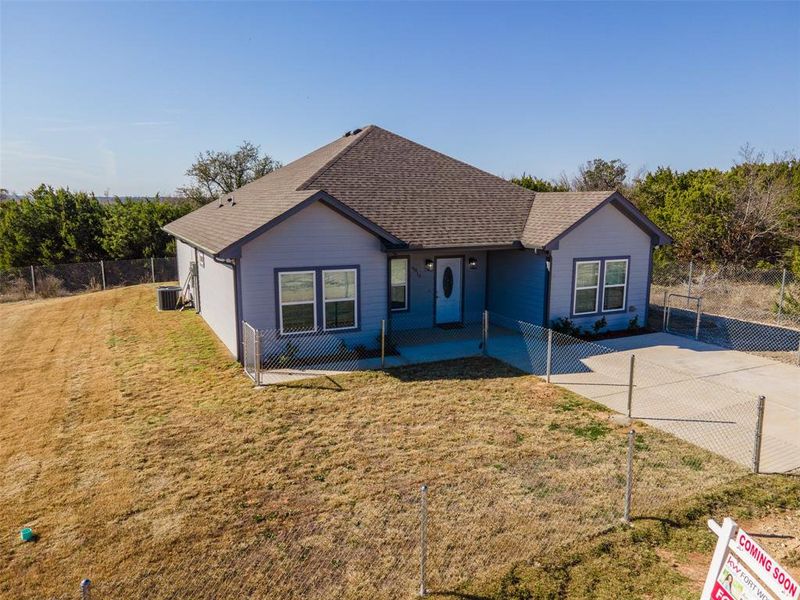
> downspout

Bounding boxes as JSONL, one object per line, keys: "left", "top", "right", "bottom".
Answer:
{"left": 543, "top": 250, "right": 552, "bottom": 327}
{"left": 193, "top": 247, "right": 201, "bottom": 313}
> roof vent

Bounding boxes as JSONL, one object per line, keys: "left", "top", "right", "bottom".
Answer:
{"left": 343, "top": 131, "right": 351, "bottom": 137}
{"left": 217, "top": 198, "right": 223, "bottom": 208}
{"left": 351, "top": 128, "right": 362, "bottom": 135}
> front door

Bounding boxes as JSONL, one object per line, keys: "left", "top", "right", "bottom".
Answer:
{"left": 435, "top": 257, "right": 463, "bottom": 324}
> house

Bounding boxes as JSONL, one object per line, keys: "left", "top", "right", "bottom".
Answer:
{"left": 164, "top": 125, "right": 670, "bottom": 363}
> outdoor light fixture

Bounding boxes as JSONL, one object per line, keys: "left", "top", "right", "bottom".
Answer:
{"left": 425, "top": 259, "right": 434, "bottom": 271}
{"left": 468, "top": 257, "right": 478, "bottom": 269}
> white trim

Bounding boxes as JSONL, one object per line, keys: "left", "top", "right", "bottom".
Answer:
{"left": 322, "top": 268, "right": 358, "bottom": 331}
{"left": 390, "top": 257, "right": 408, "bottom": 312}
{"left": 602, "top": 258, "right": 628, "bottom": 312}
{"left": 573, "top": 260, "right": 600, "bottom": 315}
{"left": 278, "top": 270, "right": 317, "bottom": 335}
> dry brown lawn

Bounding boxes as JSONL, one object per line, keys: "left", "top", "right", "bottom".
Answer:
{"left": 1, "top": 285, "right": 747, "bottom": 599}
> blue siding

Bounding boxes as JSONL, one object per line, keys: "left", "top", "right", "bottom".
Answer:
{"left": 389, "top": 251, "right": 486, "bottom": 330}
{"left": 486, "top": 249, "right": 547, "bottom": 325}
{"left": 239, "top": 201, "right": 387, "bottom": 356}
{"left": 549, "top": 203, "right": 652, "bottom": 331}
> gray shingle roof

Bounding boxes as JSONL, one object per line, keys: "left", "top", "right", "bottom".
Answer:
{"left": 163, "top": 132, "right": 363, "bottom": 254}
{"left": 521, "top": 191, "right": 615, "bottom": 248}
{"left": 164, "top": 126, "right": 664, "bottom": 255}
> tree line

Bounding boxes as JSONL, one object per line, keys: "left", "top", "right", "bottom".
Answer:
{"left": 2, "top": 140, "right": 797, "bottom": 271}
{"left": 0, "top": 185, "right": 194, "bottom": 270}
{"left": 512, "top": 148, "right": 800, "bottom": 268}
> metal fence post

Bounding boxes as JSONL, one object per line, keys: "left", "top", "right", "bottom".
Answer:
{"left": 546, "top": 329, "right": 553, "bottom": 383}
{"left": 254, "top": 329, "right": 261, "bottom": 385}
{"left": 100, "top": 260, "right": 106, "bottom": 290}
{"left": 777, "top": 268, "right": 787, "bottom": 323}
{"left": 380, "top": 319, "right": 386, "bottom": 368}
{"left": 626, "top": 354, "right": 636, "bottom": 418}
{"left": 419, "top": 484, "right": 428, "bottom": 597}
{"left": 752, "top": 396, "right": 766, "bottom": 474}
{"left": 80, "top": 579, "right": 91, "bottom": 600}
{"left": 151, "top": 257, "right": 156, "bottom": 283}
{"left": 686, "top": 260, "right": 694, "bottom": 307}
{"left": 623, "top": 429, "right": 635, "bottom": 524}
{"left": 661, "top": 290, "right": 668, "bottom": 331}
{"left": 482, "top": 310, "right": 488, "bottom": 355}
{"left": 694, "top": 298, "right": 702, "bottom": 340}
{"left": 30, "top": 265, "right": 36, "bottom": 295}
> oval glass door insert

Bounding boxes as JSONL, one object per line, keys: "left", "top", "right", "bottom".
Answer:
{"left": 443, "top": 267, "right": 454, "bottom": 298}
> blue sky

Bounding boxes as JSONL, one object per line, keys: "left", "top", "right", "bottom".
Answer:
{"left": 1, "top": 1, "right": 798, "bottom": 196}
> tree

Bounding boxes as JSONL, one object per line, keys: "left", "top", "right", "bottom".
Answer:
{"left": 177, "top": 140, "right": 281, "bottom": 204}
{"left": 510, "top": 173, "right": 570, "bottom": 192}
{"left": 629, "top": 148, "right": 800, "bottom": 265}
{"left": 101, "top": 196, "right": 194, "bottom": 259}
{"left": 0, "top": 185, "right": 105, "bottom": 269}
{"left": 719, "top": 147, "right": 799, "bottom": 263}
{"left": 573, "top": 158, "right": 628, "bottom": 191}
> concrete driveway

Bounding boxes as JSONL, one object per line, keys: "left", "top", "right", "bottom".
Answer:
{"left": 488, "top": 331, "right": 799, "bottom": 473}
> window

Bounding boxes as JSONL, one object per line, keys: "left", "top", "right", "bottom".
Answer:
{"left": 573, "top": 260, "right": 600, "bottom": 315}
{"left": 323, "top": 269, "right": 357, "bottom": 330}
{"left": 390, "top": 258, "right": 408, "bottom": 311}
{"left": 278, "top": 271, "right": 316, "bottom": 334}
{"left": 602, "top": 259, "right": 628, "bottom": 311}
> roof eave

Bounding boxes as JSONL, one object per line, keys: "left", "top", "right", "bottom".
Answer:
{"left": 162, "top": 225, "right": 223, "bottom": 257}
{"left": 540, "top": 191, "right": 672, "bottom": 250}
{"left": 214, "top": 190, "right": 405, "bottom": 259}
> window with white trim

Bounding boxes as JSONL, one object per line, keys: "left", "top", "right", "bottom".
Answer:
{"left": 323, "top": 268, "right": 357, "bottom": 330}
{"left": 390, "top": 257, "right": 408, "bottom": 311}
{"left": 278, "top": 271, "right": 316, "bottom": 334}
{"left": 573, "top": 260, "right": 600, "bottom": 315}
{"left": 602, "top": 259, "right": 628, "bottom": 311}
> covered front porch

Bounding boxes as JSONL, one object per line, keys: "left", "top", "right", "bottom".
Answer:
{"left": 246, "top": 246, "right": 549, "bottom": 385}
{"left": 249, "top": 319, "right": 525, "bottom": 385}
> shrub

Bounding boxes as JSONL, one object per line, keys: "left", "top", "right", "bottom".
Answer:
{"left": 1, "top": 277, "right": 33, "bottom": 302}
{"left": 591, "top": 317, "right": 607, "bottom": 335}
{"left": 36, "top": 275, "right": 65, "bottom": 298}
{"left": 551, "top": 317, "right": 582, "bottom": 337}
{"left": 628, "top": 315, "right": 640, "bottom": 330}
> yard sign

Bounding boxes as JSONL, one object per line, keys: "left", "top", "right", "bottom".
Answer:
{"left": 702, "top": 517, "right": 799, "bottom": 600}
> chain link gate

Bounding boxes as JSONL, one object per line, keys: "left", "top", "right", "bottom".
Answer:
{"left": 664, "top": 292, "right": 702, "bottom": 339}
{"left": 242, "top": 322, "right": 259, "bottom": 382}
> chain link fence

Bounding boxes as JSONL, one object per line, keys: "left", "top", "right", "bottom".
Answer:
{"left": 650, "top": 262, "right": 800, "bottom": 365}
{"left": 65, "top": 412, "right": 750, "bottom": 600}
{"left": 33, "top": 307, "right": 778, "bottom": 599}
{"left": 242, "top": 311, "right": 777, "bottom": 473}
{"left": 0, "top": 257, "right": 178, "bottom": 302}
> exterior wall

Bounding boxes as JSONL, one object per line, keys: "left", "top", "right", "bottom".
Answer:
{"left": 176, "top": 238, "right": 193, "bottom": 288}
{"left": 548, "top": 203, "right": 653, "bottom": 331}
{"left": 486, "top": 249, "right": 547, "bottom": 325}
{"left": 388, "top": 250, "right": 486, "bottom": 331}
{"left": 239, "top": 201, "right": 387, "bottom": 354}
{"left": 195, "top": 249, "right": 238, "bottom": 356}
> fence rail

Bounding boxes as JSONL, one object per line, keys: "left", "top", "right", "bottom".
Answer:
{"left": 0, "top": 257, "right": 178, "bottom": 302}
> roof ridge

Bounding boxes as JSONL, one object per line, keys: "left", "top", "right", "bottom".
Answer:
{"left": 298, "top": 125, "right": 375, "bottom": 191}
{"left": 377, "top": 126, "right": 539, "bottom": 196}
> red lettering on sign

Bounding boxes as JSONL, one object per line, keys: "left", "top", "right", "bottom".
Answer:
{"left": 712, "top": 581, "right": 735, "bottom": 600}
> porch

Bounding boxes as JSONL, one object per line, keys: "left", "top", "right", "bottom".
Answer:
{"left": 248, "top": 320, "right": 527, "bottom": 385}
